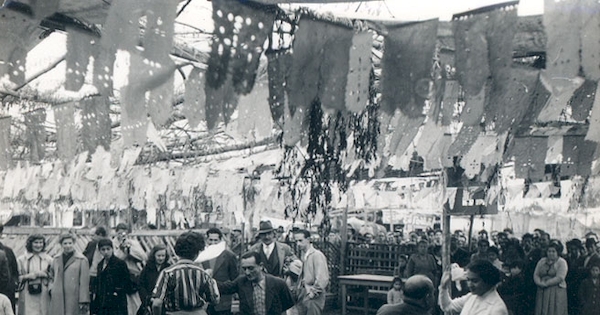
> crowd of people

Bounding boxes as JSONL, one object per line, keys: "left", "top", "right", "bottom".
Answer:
{"left": 376, "top": 228, "right": 600, "bottom": 315}
{"left": 0, "top": 221, "right": 330, "bottom": 315}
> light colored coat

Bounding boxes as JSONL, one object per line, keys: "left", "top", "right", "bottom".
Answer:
{"left": 17, "top": 252, "right": 52, "bottom": 315}
{"left": 48, "top": 251, "right": 90, "bottom": 315}
{"left": 299, "top": 245, "right": 329, "bottom": 296}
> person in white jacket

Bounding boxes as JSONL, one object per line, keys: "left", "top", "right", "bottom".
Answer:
{"left": 293, "top": 230, "right": 329, "bottom": 315}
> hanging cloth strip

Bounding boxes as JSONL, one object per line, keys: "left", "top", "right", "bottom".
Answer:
{"left": 0, "top": 116, "right": 11, "bottom": 170}
{"left": 447, "top": 125, "right": 481, "bottom": 160}
{"left": 452, "top": 13, "right": 489, "bottom": 97}
{"left": 267, "top": 51, "right": 292, "bottom": 124}
{"left": 569, "top": 80, "right": 597, "bottom": 122}
{"left": 537, "top": 73, "right": 585, "bottom": 122}
{"left": 460, "top": 86, "right": 486, "bottom": 126}
{"left": 101, "top": 0, "right": 140, "bottom": 53}
{"left": 205, "top": 74, "right": 239, "bottom": 129}
{"left": 81, "top": 96, "right": 111, "bottom": 154}
{"left": 544, "top": 0, "right": 581, "bottom": 79}
{"left": 236, "top": 81, "right": 273, "bottom": 139}
{"left": 485, "top": 67, "right": 539, "bottom": 133}
{"left": 586, "top": 82, "right": 600, "bottom": 143}
{"left": 65, "top": 30, "right": 93, "bottom": 91}
{"left": 0, "top": 8, "right": 38, "bottom": 86}
{"left": 30, "top": 0, "right": 59, "bottom": 19}
{"left": 381, "top": 19, "right": 438, "bottom": 117}
{"left": 183, "top": 67, "right": 206, "bottom": 128}
{"left": 518, "top": 74, "right": 551, "bottom": 132}
{"left": 23, "top": 109, "right": 46, "bottom": 163}
{"left": 581, "top": 0, "right": 600, "bottom": 80}
{"left": 545, "top": 135, "right": 563, "bottom": 164}
{"left": 562, "top": 135, "right": 596, "bottom": 177}
{"left": 512, "top": 136, "right": 548, "bottom": 181}
{"left": 441, "top": 80, "right": 459, "bottom": 126}
{"left": 91, "top": 42, "right": 116, "bottom": 96}
{"left": 53, "top": 102, "right": 77, "bottom": 162}
{"left": 288, "top": 15, "right": 354, "bottom": 113}
{"left": 345, "top": 31, "right": 372, "bottom": 113}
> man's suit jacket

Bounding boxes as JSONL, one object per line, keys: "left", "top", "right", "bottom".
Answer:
{"left": 218, "top": 274, "right": 294, "bottom": 315}
{"left": 202, "top": 249, "right": 238, "bottom": 311}
{"left": 249, "top": 241, "right": 295, "bottom": 277}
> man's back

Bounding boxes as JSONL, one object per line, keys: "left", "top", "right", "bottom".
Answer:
{"left": 377, "top": 300, "right": 431, "bottom": 315}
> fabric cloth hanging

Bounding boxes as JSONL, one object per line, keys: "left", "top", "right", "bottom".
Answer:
{"left": 415, "top": 120, "right": 447, "bottom": 170}
{"left": 0, "top": 117, "right": 11, "bottom": 170}
{"left": 65, "top": 30, "right": 93, "bottom": 91}
{"left": 452, "top": 14, "right": 489, "bottom": 97}
{"left": 586, "top": 82, "right": 600, "bottom": 143}
{"left": 206, "top": 0, "right": 237, "bottom": 89}
{"left": 92, "top": 43, "right": 116, "bottom": 96}
{"left": 102, "top": 0, "right": 140, "bottom": 52}
{"left": 389, "top": 112, "right": 425, "bottom": 158}
{"left": 381, "top": 19, "right": 438, "bottom": 117}
{"left": 460, "top": 86, "right": 486, "bottom": 126}
{"left": 81, "top": 96, "right": 111, "bottom": 154}
{"left": 538, "top": 73, "right": 585, "bottom": 122}
{"left": 288, "top": 16, "right": 353, "bottom": 113}
{"left": 236, "top": 81, "right": 273, "bottom": 139}
{"left": 282, "top": 97, "right": 304, "bottom": 147}
{"left": 24, "top": 109, "right": 46, "bottom": 163}
{"left": 267, "top": 51, "right": 292, "bottom": 124}
{"left": 562, "top": 135, "right": 596, "bottom": 177}
{"left": 147, "top": 73, "right": 174, "bottom": 127}
{"left": 519, "top": 74, "right": 551, "bottom": 131}
{"left": 486, "top": 7, "right": 518, "bottom": 85}
{"left": 345, "top": 31, "right": 372, "bottom": 113}
{"left": 0, "top": 9, "right": 38, "bottom": 86}
{"left": 54, "top": 102, "right": 77, "bottom": 162}
{"left": 569, "top": 80, "right": 597, "bottom": 121}
{"left": 485, "top": 67, "right": 539, "bottom": 133}
{"left": 447, "top": 125, "right": 481, "bottom": 159}
{"left": 581, "top": 0, "right": 600, "bottom": 80}
{"left": 544, "top": 0, "right": 581, "bottom": 79}
{"left": 183, "top": 67, "right": 206, "bottom": 128}
{"left": 545, "top": 135, "right": 563, "bottom": 164}
{"left": 512, "top": 136, "right": 548, "bottom": 181}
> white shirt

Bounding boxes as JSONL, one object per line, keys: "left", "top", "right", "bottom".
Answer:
{"left": 263, "top": 242, "right": 275, "bottom": 259}
{"left": 440, "top": 288, "right": 508, "bottom": 315}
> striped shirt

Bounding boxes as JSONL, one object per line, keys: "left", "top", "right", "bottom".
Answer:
{"left": 152, "top": 259, "right": 220, "bottom": 312}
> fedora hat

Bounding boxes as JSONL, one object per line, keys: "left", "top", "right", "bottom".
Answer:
{"left": 258, "top": 220, "right": 274, "bottom": 234}
{"left": 288, "top": 260, "right": 303, "bottom": 276}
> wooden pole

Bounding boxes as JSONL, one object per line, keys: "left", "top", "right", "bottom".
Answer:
{"left": 467, "top": 214, "right": 475, "bottom": 252}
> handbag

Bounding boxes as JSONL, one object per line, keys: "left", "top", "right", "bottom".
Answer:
{"left": 27, "top": 282, "right": 42, "bottom": 295}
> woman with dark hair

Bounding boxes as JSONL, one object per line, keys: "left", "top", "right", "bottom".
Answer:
{"left": 439, "top": 259, "right": 508, "bottom": 315}
{"left": 16, "top": 234, "right": 52, "bottom": 315}
{"left": 137, "top": 244, "right": 171, "bottom": 315}
{"left": 534, "top": 241, "right": 568, "bottom": 315}
{"left": 48, "top": 233, "right": 90, "bottom": 315}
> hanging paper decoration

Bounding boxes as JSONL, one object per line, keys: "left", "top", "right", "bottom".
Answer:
{"left": 562, "top": 135, "right": 595, "bottom": 177}
{"left": 512, "top": 136, "right": 547, "bottom": 181}
{"left": 0, "top": 8, "right": 38, "bottom": 86}
{"left": 0, "top": 117, "right": 11, "bottom": 170}
{"left": 345, "top": 31, "right": 372, "bottom": 113}
{"left": 381, "top": 19, "right": 438, "bottom": 117}
{"left": 461, "top": 87, "right": 486, "bottom": 126}
{"left": 485, "top": 67, "right": 539, "bottom": 133}
{"left": 24, "top": 109, "right": 46, "bottom": 163}
{"left": 415, "top": 120, "right": 447, "bottom": 170}
{"left": 267, "top": 51, "right": 292, "bottom": 124}
{"left": 581, "top": 0, "right": 600, "bottom": 80}
{"left": 569, "top": 80, "right": 597, "bottom": 121}
{"left": 92, "top": 42, "right": 116, "bottom": 96}
{"left": 441, "top": 80, "right": 459, "bottom": 126}
{"left": 102, "top": 0, "right": 140, "bottom": 52}
{"left": 544, "top": 0, "right": 581, "bottom": 79}
{"left": 183, "top": 67, "right": 206, "bottom": 128}
{"left": 288, "top": 16, "right": 353, "bottom": 113}
{"left": 388, "top": 113, "right": 425, "bottom": 158}
{"left": 54, "top": 102, "right": 77, "bottom": 162}
{"left": 236, "top": 81, "right": 273, "bottom": 139}
{"left": 143, "top": 0, "right": 176, "bottom": 62}
{"left": 147, "top": 74, "right": 174, "bottom": 127}
{"left": 65, "top": 30, "right": 93, "bottom": 91}
{"left": 447, "top": 125, "right": 482, "bottom": 160}
{"left": 538, "top": 73, "right": 585, "bottom": 122}
{"left": 282, "top": 98, "right": 304, "bottom": 147}
{"left": 486, "top": 7, "right": 518, "bottom": 85}
{"left": 519, "top": 75, "right": 551, "bottom": 130}
{"left": 206, "top": 0, "right": 236, "bottom": 89}
{"left": 545, "top": 135, "right": 563, "bottom": 164}
{"left": 452, "top": 14, "right": 489, "bottom": 97}
{"left": 81, "top": 96, "right": 111, "bottom": 154}
{"left": 205, "top": 75, "right": 239, "bottom": 130}
{"left": 586, "top": 83, "right": 600, "bottom": 143}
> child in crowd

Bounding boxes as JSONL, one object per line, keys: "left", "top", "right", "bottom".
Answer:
{"left": 578, "top": 263, "right": 600, "bottom": 315}
{"left": 387, "top": 277, "right": 404, "bottom": 305}
{"left": 498, "top": 260, "right": 528, "bottom": 315}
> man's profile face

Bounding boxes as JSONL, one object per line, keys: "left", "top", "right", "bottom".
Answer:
{"left": 207, "top": 233, "right": 221, "bottom": 246}
{"left": 295, "top": 233, "right": 310, "bottom": 251}
{"left": 260, "top": 231, "right": 275, "bottom": 245}
{"left": 241, "top": 256, "right": 261, "bottom": 282}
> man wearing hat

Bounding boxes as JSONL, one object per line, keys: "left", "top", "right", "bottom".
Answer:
{"left": 250, "top": 221, "right": 296, "bottom": 278}
{"left": 376, "top": 275, "right": 435, "bottom": 315}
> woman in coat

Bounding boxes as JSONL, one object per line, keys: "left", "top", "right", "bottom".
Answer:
{"left": 534, "top": 241, "right": 568, "bottom": 315}
{"left": 137, "top": 244, "right": 170, "bottom": 315}
{"left": 17, "top": 234, "right": 52, "bottom": 315}
{"left": 95, "top": 238, "right": 131, "bottom": 315}
{"left": 49, "top": 234, "right": 90, "bottom": 315}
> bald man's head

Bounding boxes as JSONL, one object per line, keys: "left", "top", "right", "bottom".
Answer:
{"left": 403, "top": 275, "right": 434, "bottom": 300}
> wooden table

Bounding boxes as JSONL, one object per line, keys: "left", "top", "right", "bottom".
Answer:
{"left": 338, "top": 274, "right": 394, "bottom": 315}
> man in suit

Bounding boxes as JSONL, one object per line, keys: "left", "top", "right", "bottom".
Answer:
{"left": 249, "top": 221, "right": 296, "bottom": 278}
{"left": 0, "top": 224, "right": 17, "bottom": 312}
{"left": 217, "top": 251, "right": 294, "bottom": 315}
{"left": 203, "top": 228, "right": 239, "bottom": 315}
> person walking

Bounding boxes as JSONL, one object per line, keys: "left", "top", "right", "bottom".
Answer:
{"left": 294, "top": 229, "right": 329, "bottom": 315}
{"left": 217, "top": 251, "right": 295, "bottom": 315}
{"left": 94, "top": 238, "right": 131, "bottom": 315}
{"left": 48, "top": 233, "right": 90, "bottom": 315}
{"left": 249, "top": 221, "right": 296, "bottom": 278}
{"left": 137, "top": 244, "right": 171, "bottom": 315}
{"left": 16, "top": 234, "right": 52, "bottom": 315}
{"left": 152, "top": 231, "right": 220, "bottom": 315}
